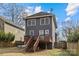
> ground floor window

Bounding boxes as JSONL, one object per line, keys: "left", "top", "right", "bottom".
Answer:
{"left": 29, "top": 30, "right": 34, "bottom": 36}
{"left": 39, "top": 30, "right": 44, "bottom": 35}
{"left": 28, "top": 29, "right": 49, "bottom": 36}
{"left": 39, "top": 29, "right": 49, "bottom": 35}
{"left": 45, "top": 29, "right": 49, "bottom": 35}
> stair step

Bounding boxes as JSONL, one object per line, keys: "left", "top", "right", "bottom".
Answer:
{"left": 25, "top": 36, "right": 39, "bottom": 52}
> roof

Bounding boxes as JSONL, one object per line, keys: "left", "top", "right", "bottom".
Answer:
{"left": 26, "top": 12, "right": 53, "bottom": 19}
{"left": 0, "top": 16, "right": 24, "bottom": 31}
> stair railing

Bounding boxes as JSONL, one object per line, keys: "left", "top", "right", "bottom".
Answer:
{"left": 33, "top": 36, "right": 39, "bottom": 52}
{"left": 25, "top": 37, "right": 32, "bottom": 50}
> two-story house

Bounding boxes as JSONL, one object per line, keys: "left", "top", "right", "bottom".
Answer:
{"left": 24, "top": 12, "right": 57, "bottom": 52}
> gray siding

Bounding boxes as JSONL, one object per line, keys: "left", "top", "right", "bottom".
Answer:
{"left": 25, "top": 16, "right": 53, "bottom": 37}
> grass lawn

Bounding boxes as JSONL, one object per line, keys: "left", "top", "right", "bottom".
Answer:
{"left": 0, "top": 47, "right": 70, "bottom": 56}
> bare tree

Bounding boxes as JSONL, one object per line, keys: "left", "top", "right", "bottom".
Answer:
{"left": 0, "top": 3, "right": 27, "bottom": 29}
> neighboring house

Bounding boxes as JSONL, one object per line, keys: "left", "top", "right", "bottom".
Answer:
{"left": 24, "top": 12, "right": 57, "bottom": 51}
{"left": 0, "top": 17, "right": 25, "bottom": 42}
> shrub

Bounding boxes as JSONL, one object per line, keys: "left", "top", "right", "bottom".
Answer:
{"left": 5, "top": 32, "right": 15, "bottom": 42}
{"left": 0, "top": 31, "right": 5, "bottom": 42}
{"left": 67, "top": 31, "right": 79, "bottom": 42}
{"left": 0, "top": 30, "right": 15, "bottom": 47}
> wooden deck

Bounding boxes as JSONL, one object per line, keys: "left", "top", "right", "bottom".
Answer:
{"left": 24, "top": 35, "right": 52, "bottom": 43}
{"left": 24, "top": 35, "right": 52, "bottom": 52}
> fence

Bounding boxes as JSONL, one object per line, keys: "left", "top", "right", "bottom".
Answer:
{"left": 54, "top": 41, "right": 67, "bottom": 49}
{"left": 67, "top": 41, "right": 79, "bottom": 55}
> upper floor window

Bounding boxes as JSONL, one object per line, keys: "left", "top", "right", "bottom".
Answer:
{"left": 40, "top": 17, "right": 50, "bottom": 25}
{"left": 40, "top": 18, "right": 45, "bottom": 25}
{"left": 27, "top": 20, "right": 31, "bottom": 26}
{"left": 31, "top": 19, "right": 36, "bottom": 26}
{"left": 27, "top": 19, "right": 36, "bottom": 26}
{"left": 45, "top": 17, "right": 50, "bottom": 25}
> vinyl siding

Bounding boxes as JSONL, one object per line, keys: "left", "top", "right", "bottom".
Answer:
{"left": 4, "top": 23, "right": 25, "bottom": 42}
{"left": 25, "top": 17, "right": 52, "bottom": 36}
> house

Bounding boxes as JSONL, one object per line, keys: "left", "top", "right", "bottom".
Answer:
{"left": 0, "top": 17, "right": 25, "bottom": 43}
{"left": 24, "top": 12, "right": 57, "bottom": 52}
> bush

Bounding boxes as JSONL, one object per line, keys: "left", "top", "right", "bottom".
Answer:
{"left": 5, "top": 32, "right": 15, "bottom": 42}
{"left": 0, "top": 31, "right": 5, "bottom": 42}
{"left": 0, "top": 31, "right": 15, "bottom": 47}
{"left": 67, "top": 31, "right": 79, "bottom": 42}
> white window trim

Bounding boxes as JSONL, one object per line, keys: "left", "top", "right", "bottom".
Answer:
{"left": 40, "top": 18, "right": 45, "bottom": 25}
{"left": 45, "top": 29, "right": 49, "bottom": 35}
{"left": 39, "top": 30, "right": 44, "bottom": 35}
{"left": 45, "top": 17, "right": 50, "bottom": 25}
{"left": 31, "top": 19, "right": 36, "bottom": 26}
{"left": 40, "top": 17, "right": 50, "bottom": 25}
{"left": 27, "top": 19, "right": 36, "bottom": 26}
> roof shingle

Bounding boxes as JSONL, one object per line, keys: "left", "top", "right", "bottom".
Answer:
{"left": 26, "top": 12, "right": 53, "bottom": 19}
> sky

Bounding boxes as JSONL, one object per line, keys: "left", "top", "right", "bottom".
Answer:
{"left": 0, "top": 3, "right": 79, "bottom": 27}
{"left": 22, "top": 3, "right": 79, "bottom": 41}
{"left": 17, "top": 3, "right": 67, "bottom": 23}
{"left": 15, "top": 3, "right": 67, "bottom": 29}
{"left": 16, "top": 3, "right": 79, "bottom": 41}
{"left": 16, "top": 3, "right": 79, "bottom": 28}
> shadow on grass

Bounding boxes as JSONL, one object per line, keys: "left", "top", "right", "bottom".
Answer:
{"left": 59, "top": 49, "right": 77, "bottom": 56}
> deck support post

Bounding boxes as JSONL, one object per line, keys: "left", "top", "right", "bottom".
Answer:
{"left": 45, "top": 43, "right": 47, "bottom": 49}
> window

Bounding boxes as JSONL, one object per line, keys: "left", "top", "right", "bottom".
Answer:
{"left": 27, "top": 20, "right": 31, "bottom": 26}
{"left": 40, "top": 18, "right": 45, "bottom": 25}
{"left": 31, "top": 19, "right": 36, "bottom": 26}
{"left": 45, "top": 17, "right": 50, "bottom": 25}
{"left": 27, "top": 19, "right": 36, "bottom": 26}
{"left": 40, "top": 17, "right": 50, "bottom": 25}
{"left": 29, "top": 30, "right": 34, "bottom": 36}
{"left": 45, "top": 29, "right": 49, "bottom": 35}
{"left": 39, "top": 30, "right": 44, "bottom": 35}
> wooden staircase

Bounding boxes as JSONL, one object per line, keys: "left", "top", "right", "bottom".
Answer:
{"left": 25, "top": 36, "right": 39, "bottom": 52}
{"left": 33, "top": 36, "right": 39, "bottom": 52}
{"left": 25, "top": 37, "right": 32, "bottom": 51}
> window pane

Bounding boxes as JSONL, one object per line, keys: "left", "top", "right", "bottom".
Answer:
{"left": 45, "top": 30, "right": 49, "bottom": 35}
{"left": 40, "top": 18, "right": 44, "bottom": 25}
{"left": 31, "top": 19, "right": 36, "bottom": 26}
{"left": 45, "top": 17, "right": 50, "bottom": 25}
{"left": 39, "top": 30, "right": 44, "bottom": 35}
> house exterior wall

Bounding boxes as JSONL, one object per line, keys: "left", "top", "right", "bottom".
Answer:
{"left": 25, "top": 13, "right": 57, "bottom": 49}
{"left": 0, "top": 18, "right": 4, "bottom": 31}
{"left": 51, "top": 15, "right": 56, "bottom": 47}
{"left": 4, "top": 23, "right": 25, "bottom": 42}
{"left": 25, "top": 16, "right": 52, "bottom": 37}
